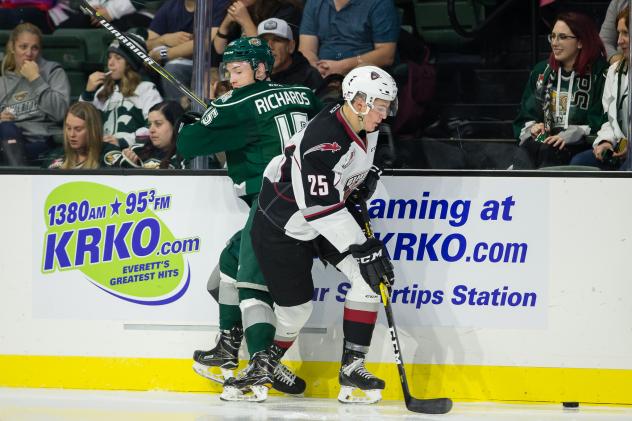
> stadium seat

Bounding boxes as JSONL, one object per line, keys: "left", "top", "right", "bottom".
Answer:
{"left": 52, "top": 28, "right": 112, "bottom": 71}
{"left": 41, "top": 35, "right": 87, "bottom": 71}
{"left": 538, "top": 165, "right": 601, "bottom": 171}
{"left": 413, "top": 0, "right": 485, "bottom": 46}
{"left": 0, "top": 30, "right": 11, "bottom": 53}
{"left": 144, "top": 0, "right": 165, "bottom": 14}
{"left": 65, "top": 70, "right": 88, "bottom": 100}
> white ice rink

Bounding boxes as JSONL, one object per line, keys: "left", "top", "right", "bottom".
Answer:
{"left": 1, "top": 388, "right": 632, "bottom": 421}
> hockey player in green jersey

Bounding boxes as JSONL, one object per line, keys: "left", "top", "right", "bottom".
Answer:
{"left": 177, "top": 36, "right": 322, "bottom": 402}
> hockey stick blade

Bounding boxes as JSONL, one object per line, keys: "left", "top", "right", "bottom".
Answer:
{"left": 406, "top": 396, "right": 453, "bottom": 414}
{"left": 78, "top": 0, "right": 207, "bottom": 109}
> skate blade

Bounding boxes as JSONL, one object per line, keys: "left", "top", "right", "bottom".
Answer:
{"left": 220, "top": 385, "right": 269, "bottom": 402}
{"left": 192, "top": 362, "right": 234, "bottom": 385}
{"left": 337, "top": 386, "right": 382, "bottom": 404}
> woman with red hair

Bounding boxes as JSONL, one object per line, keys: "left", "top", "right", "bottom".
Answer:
{"left": 571, "top": 7, "right": 630, "bottom": 170}
{"left": 513, "top": 11, "right": 608, "bottom": 168}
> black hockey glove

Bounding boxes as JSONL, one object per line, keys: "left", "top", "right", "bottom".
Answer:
{"left": 356, "top": 165, "right": 382, "bottom": 201}
{"left": 176, "top": 111, "right": 201, "bottom": 134}
{"left": 349, "top": 238, "right": 395, "bottom": 295}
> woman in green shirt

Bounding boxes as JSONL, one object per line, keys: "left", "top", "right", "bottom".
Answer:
{"left": 513, "top": 12, "right": 608, "bottom": 169}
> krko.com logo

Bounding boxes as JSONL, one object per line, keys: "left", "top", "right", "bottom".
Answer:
{"left": 41, "top": 182, "right": 200, "bottom": 305}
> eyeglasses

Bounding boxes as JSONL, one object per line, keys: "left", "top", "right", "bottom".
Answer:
{"left": 547, "top": 33, "right": 577, "bottom": 43}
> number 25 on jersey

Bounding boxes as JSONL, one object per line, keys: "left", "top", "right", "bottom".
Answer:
{"left": 308, "top": 175, "right": 329, "bottom": 196}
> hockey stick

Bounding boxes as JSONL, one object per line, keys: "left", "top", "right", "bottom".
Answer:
{"left": 78, "top": 0, "right": 207, "bottom": 109}
{"left": 355, "top": 197, "right": 453, "bottom": 414}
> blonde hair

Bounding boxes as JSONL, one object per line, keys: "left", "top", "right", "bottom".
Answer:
{"left": 1, "top": 23, "right": 42, "bottom": 75}
{"left": 62, "top": 102, "right": 103, "bottom": 169}
{"left": 97, "top": 54, "right": 142, "bottom": 102}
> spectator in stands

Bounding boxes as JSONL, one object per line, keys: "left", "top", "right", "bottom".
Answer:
{"left": 0, "top": 0, "right": 55, "bottom": 33}
{"left": 0, "top": 23, "right": 70, "bottom": 166}
{"left": 147, "top": 0, "right": 230, "bottom": 102}
{"left": 213, "top": 0, "right": 303, "bottom": 55}
{"left": 48, "top": 0, "right": 153, "bottom": 32}
{"left": 207, "top": 67, "right": 233, "bottom": 100}
{"left": 512, "top": 12, "right": 608, "bottom": 169}
{"left": 572, "top": 7, "right": 630, "bottom": 170}
{"left": 80, "top": 33, "right": 162, "bottom": 149}
{"left": 299, "top": 0, "right": 399, "bottom": 77}
{"left": 106, "top": 100, "right": 186, "bottom": 168}
{"left": 257, "top": 17, "right": 322, "bottom": 90}
{"left": 600, "top": 0, "right": 629, "bottom": 64}
{"left": 48, "top": 102, "right": 118, "bottom": 168}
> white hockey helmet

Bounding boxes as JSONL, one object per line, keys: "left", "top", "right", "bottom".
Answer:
{"left": 342, "top": 65, "right": 398, "bottom": 116}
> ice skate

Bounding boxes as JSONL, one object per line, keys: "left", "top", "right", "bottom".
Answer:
{"left": 220, "top": 350, "right": 275, "bottom": 402}
{"left": 192, "top": 325, "right": 242, "bottom": 384}
{"left": 337, "top": 349, "right": 385, "bottom": 404}
{"left": 273, "top": 361, "right": 306, "bottom": 395}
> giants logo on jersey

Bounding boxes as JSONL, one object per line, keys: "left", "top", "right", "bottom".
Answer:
{"left": 343, "top": 170, "right": 368, "bottom": 198}
{"left": 303, "top": 142, "right": 341, "bottom": 158}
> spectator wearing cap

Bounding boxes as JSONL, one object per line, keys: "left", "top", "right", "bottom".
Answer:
{"left": 80, "top": 33, "right": 163, "bottom": 149}
{"left": 299, "top": 0, "right": 400, "bottom": 77}
{"left": 258, "top": 17, "right": 323, "bottom": 90}
{"left": 147, "top": 0, "right": 230, "bottom": 101}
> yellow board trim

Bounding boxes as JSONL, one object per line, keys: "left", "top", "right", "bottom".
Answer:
{"left": 1, "top": 355, "right": 631, "bottom": 404}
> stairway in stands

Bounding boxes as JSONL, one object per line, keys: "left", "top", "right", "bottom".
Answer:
{"left": 395, "top": 0, "right": 612, "bottom": 170}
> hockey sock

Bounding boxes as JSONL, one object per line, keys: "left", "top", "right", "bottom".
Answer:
{"left": 342, "top": 301, "right": 378, "bottom": 347}
{"left": 273, "top": 339, "right": 292, "bottom": 354}
{"left": 219, "top": 304, "right": 241, "bottom": 331}
{"left": 273, "top": 301, "right": 313, "bottom": 353}
{"left": 239, "top": 288, "right": 276, "bottom": 356}
{"left": 218, "top": 272, "right": 241, "bottom": 331}
{"left": 206, "top": 263, "right": 221, "bottom": 302}
{"left": 218, "top": 232, "right": 242, "bottom": 330}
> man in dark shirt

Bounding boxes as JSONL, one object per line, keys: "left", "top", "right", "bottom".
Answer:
{"left": 257, "top": 17, "right": 323, "bottom": 91}
{"left": 147, "top": 0, "right": 229, "bottom": 100}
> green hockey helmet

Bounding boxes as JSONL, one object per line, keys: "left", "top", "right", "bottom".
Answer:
{"left": 220, "top": 36, "right": 274, "bottom": 80}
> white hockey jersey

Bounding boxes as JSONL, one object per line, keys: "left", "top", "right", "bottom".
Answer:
{"left": 258, "top": 102, "right": 377, "bottom": 253}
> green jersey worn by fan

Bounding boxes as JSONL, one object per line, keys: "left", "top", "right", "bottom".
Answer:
{"left": 176, "top": 36, "right": 322, "bottom": 402}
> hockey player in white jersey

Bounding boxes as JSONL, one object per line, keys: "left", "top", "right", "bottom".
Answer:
{"left": 241, "top": 65, "right": 398, "bottom": 404}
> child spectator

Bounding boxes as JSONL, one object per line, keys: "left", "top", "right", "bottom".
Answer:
{"left": 106, "top": 100, "right": 186, "bottom": 168}
{"left": 299, "top": 0, "right": 399, "bottom": 77}
{"left": 513, "top": 12, "right": 608, "bottom": 169}
{"left": 80, "top": 33, "right": 162, "bottom": 149}
{"left": 48, "top": 102, "right": 117, "bottom": 169}
{"left": 0, "top": 23, "right": 70, "bottom": 166}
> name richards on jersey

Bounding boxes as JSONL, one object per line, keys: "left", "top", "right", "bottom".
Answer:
{"left": 254, "top": 90, "right": 312, "bottom": 114}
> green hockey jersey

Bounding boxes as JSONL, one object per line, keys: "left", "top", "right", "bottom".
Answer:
{"left": 513, "top": 58, "right": 608, "bottom": 144}
{"left": 178, "top": 81, "right": 322, "bottom": 197}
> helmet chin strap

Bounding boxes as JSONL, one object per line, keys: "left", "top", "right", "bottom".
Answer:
{"left": 347, "top": 100, "right": 370, "bottom": 131}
